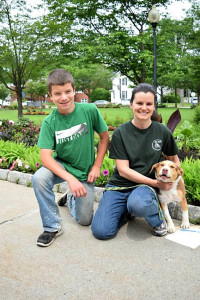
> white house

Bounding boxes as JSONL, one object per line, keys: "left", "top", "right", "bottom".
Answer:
{"left": 110, "top": 72, "right": 134, "bottom": 104}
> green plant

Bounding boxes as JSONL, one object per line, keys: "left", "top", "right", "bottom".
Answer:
{"left": 181, "top": 157, "right": 200, "bottom": 206}
{"left": 194, "top": 105, "right": 200, "bottom": 124}
{"left": 162, "top": 93, "right": 181, "bottom": 103}
{"left": 179, "top": 120, "right": 193, "bottom": 152}
{"left": 26, "top": 181, "right": 32, "bottom": 187}
{"left": 95, "top": 152, "right": 116, "bottom": 186}
{"left": 0, "top": 118, "right": 40, "bottom": 146}
{"left": 0, "top": 140, "right": 41, "bottom": 173}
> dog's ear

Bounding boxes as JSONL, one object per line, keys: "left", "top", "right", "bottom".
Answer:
{"left": 150, "top": 163, "right": 159, "bottom": 173}
{"left": 176, "top": 165, "right": 184, "bottom": 177}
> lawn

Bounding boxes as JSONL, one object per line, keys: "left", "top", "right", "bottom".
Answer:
{"left": 0, "top": 106, "right": 196, "bottom": 127}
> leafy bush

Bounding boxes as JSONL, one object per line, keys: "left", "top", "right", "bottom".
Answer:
{"left": 175, "top": 122, "right": 200, "bottom": 153}
{"left": 95, "top": 152, "right": 116, "bottom": 186}
{"left": 181, "top": 157, "right": 200, "bottom": 206}
{"left": 91, "top": 88, "right": 111, "bottom": 102}
{"left": 194, "top": 105, "right": 200, "bottom": 124}
{"left": 0, "top": 118, "right": 40, "bottom": 146}
{"left": 0, "top": 140, "right": 41, "bottom": 173}
{"left": 162, "top": 93, "right": 181, "bottom": 103}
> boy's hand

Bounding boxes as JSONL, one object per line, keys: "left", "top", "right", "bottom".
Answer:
{"left": 87, "top": 165, "right": 101, "bottom": 183}
{"left": 68, "top": 178, "right": 87, "bottom": 198}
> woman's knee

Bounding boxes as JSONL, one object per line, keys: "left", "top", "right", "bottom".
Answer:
{"left": 127, "top": 187, "right": 158, "bottom": 217}
{"left": 91, "top": 217, "right": 117, "bottom": 240}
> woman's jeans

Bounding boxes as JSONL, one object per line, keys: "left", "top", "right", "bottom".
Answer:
{"left": 91, "top": 185, "right": 164, "bottom": 240}
{"left": 32, "top": 166, "right": 94, "bottom": 233}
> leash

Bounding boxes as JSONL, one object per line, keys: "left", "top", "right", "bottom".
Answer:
{"left": 105, "top": 184, "right": 164, "bottom": 220}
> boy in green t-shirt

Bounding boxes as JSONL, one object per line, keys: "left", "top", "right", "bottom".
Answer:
{"left": 33, "top": 69, "right": 109, "bottom": 247}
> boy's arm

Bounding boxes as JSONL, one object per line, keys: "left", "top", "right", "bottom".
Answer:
{"left": 40, "top": 149, "right": 87, "bottom": 198}
{"left": 87, "top": 130, "right": 109, "bottom": 183}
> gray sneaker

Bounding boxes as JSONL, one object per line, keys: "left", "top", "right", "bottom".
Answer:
{"left": 152, "top": 219, "right": 167, "bottom": 237}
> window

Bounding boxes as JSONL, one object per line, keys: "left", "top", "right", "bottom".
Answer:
{"left": 81, "top": 98, "right": 88, "bottom": 103}
{"left": 121, "top": 91, "right": 127, "bottom": 100}
{"left": 122, "top": 78, "right": 127, "bottom": 86}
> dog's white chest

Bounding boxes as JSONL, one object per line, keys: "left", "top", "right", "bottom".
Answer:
{"left": 159, "top": 184, "right": 181, "bottom": 204}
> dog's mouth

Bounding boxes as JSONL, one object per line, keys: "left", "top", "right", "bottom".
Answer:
{"left": 159, "top": 174, "right": 171, "bottom": 181}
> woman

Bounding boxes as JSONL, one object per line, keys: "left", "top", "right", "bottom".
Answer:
{"left": 91, "top": 83, "right": 181, "bottom": 239}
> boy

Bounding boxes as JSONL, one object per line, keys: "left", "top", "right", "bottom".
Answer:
{"left": 33, "top": 69, "right": 109, "bottom": 247}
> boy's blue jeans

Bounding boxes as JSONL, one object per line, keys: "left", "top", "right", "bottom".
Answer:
{"left": 91, "top": 185, "right": 164, "bottom": 240}
{"left": 32, "top": 166, "right": 94, "bottom": 232}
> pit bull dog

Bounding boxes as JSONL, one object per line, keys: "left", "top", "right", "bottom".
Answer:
{"left": 150, "top": 160, "right": 190, "bottom": 233}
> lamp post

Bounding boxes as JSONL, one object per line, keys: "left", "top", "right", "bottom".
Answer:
{"left": 148, "top": 5, "right": 160, "bottom": 109}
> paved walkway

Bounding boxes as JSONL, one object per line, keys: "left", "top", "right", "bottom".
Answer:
{"left": 0, "top": 180, "right": 200, "bottom": 300}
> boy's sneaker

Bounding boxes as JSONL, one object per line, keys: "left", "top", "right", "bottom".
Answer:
{"left": 57, "top": 193, "right": 68, "bottom": 206}
{"left": 152, "top": 219, "right": 167, "bottom": 237}
{"left": 36, "top": 229, "right": 63, "bottom": 247}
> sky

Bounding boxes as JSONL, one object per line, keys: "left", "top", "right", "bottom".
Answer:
{"left": 159, "top": 0, "right": 192, "bottom": 20}
{"left": 28, "top": 0, "right": 192, "bottom": 20}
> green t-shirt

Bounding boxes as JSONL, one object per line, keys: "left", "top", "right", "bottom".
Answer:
{"left": 109, "top": 120, "right": 179, "bottom": 187}
{"left": 37, "top": 103, "right": 108, "bottom": 181}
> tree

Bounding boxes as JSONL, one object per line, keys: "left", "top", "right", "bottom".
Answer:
{"left": 45, "top": 0, "right": 172, "bottom": 85}
{"left": 153, "top": 17, "right": 193, "bottom": 106}
{"left": 25, "top": 79, "right": 48, "bottom": 101}
{"left": 0, "top": 0, "right": 60, "bottom": 117}
{"left": 63, "top": 63, "right": 112, "bottom": 100}
{"left": 185, "top": 1, "right": 200, "bottom": 100}
{"left": 0, "top": 84, "right": 9, "bottom": 100}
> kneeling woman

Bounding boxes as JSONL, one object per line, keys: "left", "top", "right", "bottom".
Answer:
{"left": 91, "top": 83, "right": 181, "bottom": 239}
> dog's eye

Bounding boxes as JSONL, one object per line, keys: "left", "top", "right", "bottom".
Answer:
{"left": 170, "top": 166, "right": 175, "bottom": 169}
{"left": 160, "top": 163, "right": 164, "bottom": 167}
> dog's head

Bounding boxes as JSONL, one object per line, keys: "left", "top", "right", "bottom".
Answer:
{"left": 150, "top": 160, "right": 183, "bottom": 182}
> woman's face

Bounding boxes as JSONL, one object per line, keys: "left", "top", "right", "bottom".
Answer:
{"left": 130, "top": 91, "right": 155, "bottom": 121}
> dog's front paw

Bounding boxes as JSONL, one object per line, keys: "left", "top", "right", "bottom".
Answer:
{"left": 181, "top": 221, "right": 190, "bottom": 229}
{"left": 167, "top": 225, "right": 176, "bottom": 233}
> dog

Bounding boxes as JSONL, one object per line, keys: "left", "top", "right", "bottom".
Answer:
{"left": 150, "top": 160, "right": 190, "bottom": 233}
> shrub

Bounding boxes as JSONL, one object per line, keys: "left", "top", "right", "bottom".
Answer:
{"left": 194, "top": 105, "right": 200, "bottom": 124}
{"left": 175, "top": 122, "right": 200, "bottom": 153}
{"left": 181, "top": 157, "right": 200, "bottom": 206}
{"left": 162, "top": 93, "right": 181, "bottom": 103}
{"left": 0, "top": 118, "right": 40, "bottom": 146}
{"left": 0, "top": 140, "right": 41, "bottom": 173}
{"left": 95, "top": 152, "right": 116, "bottom": 186}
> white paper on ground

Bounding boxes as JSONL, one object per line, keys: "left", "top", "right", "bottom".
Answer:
{"left": 165, "top": 227, "right": 200, "bottom": 249}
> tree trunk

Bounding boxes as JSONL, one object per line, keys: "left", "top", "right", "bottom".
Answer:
{"left": 16, "top": 87, "right": 23, "bottom": 118}
{"left": 177, "top": 88, "right": 184, "bottom": 107}
{"left": 175, "top": 87, "right": 177, "bottom": 108}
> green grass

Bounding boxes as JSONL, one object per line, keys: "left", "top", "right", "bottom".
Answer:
{"left": 0, "top": 106, "right": 196, "bottom": 126}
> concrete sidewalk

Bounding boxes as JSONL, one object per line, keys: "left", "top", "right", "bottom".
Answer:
{"left": 0, "top": 180, "right": 200, "bottom": 300}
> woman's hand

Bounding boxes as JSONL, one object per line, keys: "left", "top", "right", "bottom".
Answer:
{"left": 155, "top": 179, "right": 173, "bottom": 191}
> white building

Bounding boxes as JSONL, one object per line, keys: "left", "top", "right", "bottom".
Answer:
{"left": 110, "top": 72, "right": 134, "bottom": 104}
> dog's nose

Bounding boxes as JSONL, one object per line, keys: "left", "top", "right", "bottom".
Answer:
{"left": 162, "top": 168, "right": 168, "bottom": 174}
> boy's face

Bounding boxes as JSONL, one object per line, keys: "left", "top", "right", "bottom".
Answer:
{"left": 49, "top": 83, "right": 76, "bottom": 115}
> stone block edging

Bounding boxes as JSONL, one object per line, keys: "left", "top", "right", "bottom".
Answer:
{"left": 0, "top": 168, "right": 200, "bottom": 222}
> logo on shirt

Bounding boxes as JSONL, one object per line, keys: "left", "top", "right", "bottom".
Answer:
{"left": 55, "top": 123, "right": 88, "bottom": 144}
{"left": 152, "top": 139, "right": 162, "bottom": 151}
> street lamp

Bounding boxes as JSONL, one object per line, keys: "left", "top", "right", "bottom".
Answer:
{"left": 148, "top": 5, "right": 160, "bottom": 108}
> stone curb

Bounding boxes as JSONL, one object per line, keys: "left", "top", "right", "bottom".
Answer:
{"left": 1, "top": 168, "right": 200, "bottom": 222}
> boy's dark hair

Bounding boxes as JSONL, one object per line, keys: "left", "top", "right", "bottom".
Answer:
{"left": 130, "top": 83, "right": 155, "bottom": 103}
{"left": 47, "top": 69, "right": 75, "bottom": 93}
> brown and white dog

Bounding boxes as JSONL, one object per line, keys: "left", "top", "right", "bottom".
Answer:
{"left": 150, "top": 160, "right": 190, "bottom": 233}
